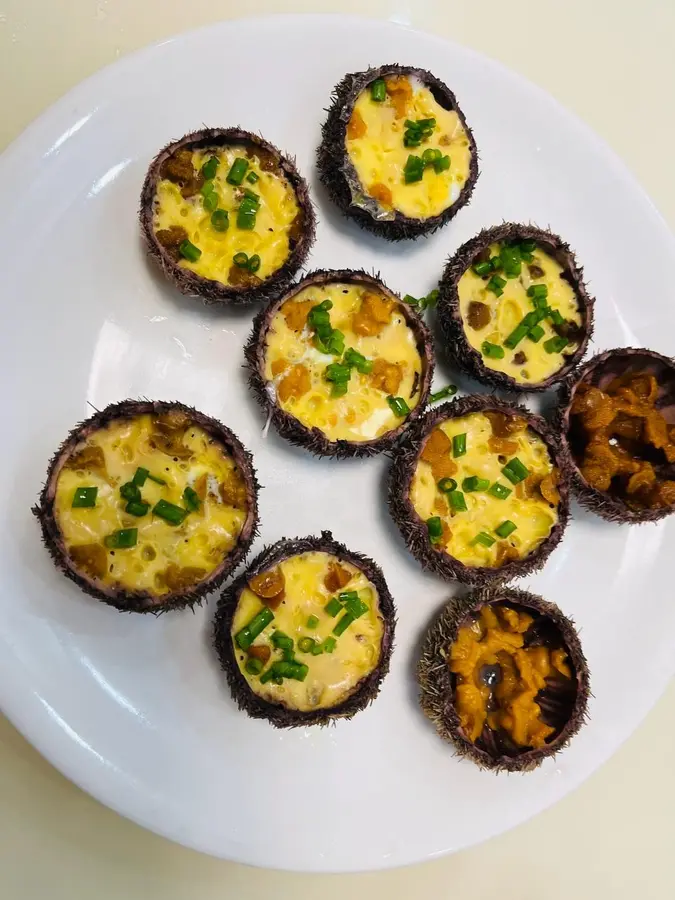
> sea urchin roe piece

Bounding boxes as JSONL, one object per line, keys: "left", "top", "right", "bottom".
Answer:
{"left": 161, "top": 564, "right": 208, "bottom": 592}
{"left": 485, "top": 411, "right": 526, "bottom": 439}
{"left": 228, "top": 264, "right": 262, "bottom": 289}
{"left": 626, "top": 462, "right": 656, "bottom": 495}
{"left": 219, "top": 469, "right": 248, "bottom": 510}
{"left": 281, "top": 298, "right": 314, "bottom": 332}
{"left": 278, "top": 363, "right": 311, "bottom": 403}
{"left": 369, "top": 182, "right": 393, "bottom": 207}
{"left": 370, "top": 358, "right": 403, "bottom": 395}
{"left": 65, "top": 445, "right": 106, "bottom": 473}
{"left": 488, "top": 436, "right": 519, "bottom": 456}
{"left": 324, "top": 561, "right": 353, "bottom": 593}
{"left": 420, "top": 427, "right": 458, "bottom": 482}
{"left": 539, "top": 469, "right": 561, "bottom": 505}
{"left": 249, "top": 567, "right": 285, "bottom": 601}
{"left": 449, "top": 604, "right": 567, "bottom": 748}
{"left": 69, "top": 543, "right": 107, "bottom": 580}
{"left": 571, "top": 385, "right": 617, "bottom": 430}
{"left": 384, "top": 75, "right": 413, "bottom": 118}
{"left": 160, "top": 149, "right": 195, "bottom": 184}
{"left": 351, "top": 291, "right": 395, "bottom": 337}
{"left": 467, "top": 301, "right": 491, "bottom": 331}
{"left": 347, "top": 108, "right": 368, "bottom": 139}
{"left": 151, "top": 412, "right": 193, "bottom": 460}
{"left": 156, "top": 225, "right": 189, "bottom": 259}
{"left": 271, "top": 358, "right": 289, "bottom": 377}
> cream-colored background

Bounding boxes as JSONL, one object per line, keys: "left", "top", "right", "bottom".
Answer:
{"left": 1, "top": 1, "right": 674, "bottom": 896}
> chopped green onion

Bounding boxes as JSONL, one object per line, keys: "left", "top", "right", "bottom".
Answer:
{"left": 337, "top": 590, "right": 359, "bottom": 604}
{"left": 226, "top": 157, "right": 249, "bottom": 185}
{"left": 432, "top": 155, "right": 451, "bottom": 173}
{"left": 72, "top": 486, "right": 97, "bottom": 508}
{"left": 403, "top": 294, "right": 420, "bottom": 308}
{"left": 482, "top": 341, "right": 505, "bottom": 359}
{"left": 120, "top": 482, "right": 141, "bottom": 503}
{"left": 344, "top": 348, "right": 373, "bottom": 374}
{"left": 502, "top": 457, "right": 530, "bottom": 485}
{"left": 202, "top": 190, "right": 219, "bottom": 213}
{"left": 125, "top": 500, "right": 150, "bottom": 517}
{"left": 544, "top": 336, "right": 569, "bottom": 354}
{"left": 549, "top": 309, "right": 565, "bottom": 326}
{"left": 104, "top": 528, "right": 138, "bottom": 549}
{"left": 306, "top": 615, "right": 320, "bottom": 629}
{"left": 452, "top": 433, "right": 467, "bottom": 457}
{"left": 246, "top": 170, "right": 259, "bottom": 184}
{"left": 403, "top": 154, "right": 425, "bottom": 184}
{"left": 242, "top": 189, "right": 260, "bottom": 206}
{"left": 426, "top": 288, "right": 439, "bottom": 307}
{"left": 271, "top": 631, "right": 294, "bottom": 651}
{"left": 487, "top": 275, "right": 506, "bottom": 296}
{"left": 503, "top": 323, "right": 529, "bottom": 350}
{"left": 324, "top": 362, "right": 351, "bottom": 386}
{"left": 527, "top": 284, "right": 548, "bottom": 300}
{"left": 343, "top": 593, "right": 369, "bottom": 619}
{"left": 500, "top": 244, "right": 522, "bottom": 278}
{"left": 330, "top": 382, "right": 349, "bottom": 398}
{"left": 237, "top": 209, "right": 257, "bottom": 230}
{"left": 427, "top": 516, "right": 443, "bottom": 543}
{"left": 265, "top": 661, "right": 309, "bottom": 682}
{"left": 201, "top": 156, "right": 219, "bottom": 180}
{"left": 235, "top": 607, "right": 275, "bottom": 651}
{"left": 422, "top": 147, "right": 442, "bottom": 164}
{"left": 298, "top": 637, "right": 316, "bottom": 654}
{"left": 448, "top": 490, "right": 467, "bottom": 512}
{"left": 430, "top": 385, "right": 457, "bottom": 403}
{"left": 248, "top": 254, "right": 261, "bottom": 273}
{"left": 437, "top": 477, "right": 458, "bottom": 493}
{"left": 323, "top": 637, "right": 337, "bottom": 654}
{"left": 233, "top": 252, "right": 249, "bottom": 268}
{"left": 489, "top": 256, "right": 503, "bottom": 271}
{"left": 527, "top": 324, "right": 545, "bottom": 343}
{"left": 132, "top": 467, "right": 149, "bottom": 486}
{"left": 333, "top": 612, "right": 355, "bottom": 637}
{"left": 462, "top": 476, "right": 490, "bottom": 493}
{"left": 147, "top": 472, "right": 167, "bottom": 486}
{"left": 472, "top": 261, "right": 493, "bottom": 277}
{"left": 472, "top": 531, "right": 496, "bottom": 548}
{"left": 211, "top": 209, "right": 230, "bottom": 232}
{"left": 179, "top": 240, "right": 201, "bottom": 262}
{"left": 370, "top": 78, "right": 386, "bottom": 102}
{"left": 245, "top": 657, "right": 264, "bottom": 676}
{"left": 520, "top": 239, "right": 536, "bottom": 252}
{"left": 324, "top": 597, "right": 343, "bottom": 617}
{"left": 387, "top": 396, "right": 411, "bottom": 417}
{"left": 152, "top": 499, "right": 187, "bottom": 525}
{"left": 311, "top": 642, "right": 324, "bottom": 656}
{"left": 495, "top": 520, "right": 517, "bottom": 538}
{"left": 488, "top": 482, "right": 512, "bottom": 500}
{"left": 183, "top": 486, "right": 200, "bottom": 512}
{"left": 281, "top": 647, "right": 295, "bottom": 663}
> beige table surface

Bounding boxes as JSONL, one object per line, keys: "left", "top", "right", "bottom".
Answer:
{"left": 1, "top": 1, "right": 674, "bottom": 897}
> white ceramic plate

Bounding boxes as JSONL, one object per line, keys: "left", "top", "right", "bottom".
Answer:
{"left": 1, "top": 13, "right": 674, "bottom": 873}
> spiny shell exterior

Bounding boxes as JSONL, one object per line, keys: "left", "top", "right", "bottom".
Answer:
{"left": 418, "top": 585, "right": 590, "bottom": 772}
{"left": 317, "top": 64, "right": 479, "bottom": 241}
{"left": 140, "top": 127, "right": 316, "bottom": 305}
{"left": 557, "top": 347, "right": 675, "bottom": 524}
{"left": 213, "top": 531, "right": 396, "bottom": 727}
{"left": 437, "top": 223, "right": 595, "bottom": 392}
{"left": 388, "top": 393, "right": 570, "bottom": 585}
{"left": 244, "top": 268, "right": 435, "bottom": 458}
{"left": 33, "top": 399, "right": 260, "bottom": 613}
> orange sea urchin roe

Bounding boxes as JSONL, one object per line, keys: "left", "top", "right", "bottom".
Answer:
{"left": 449, "top": 604, "right": 571, "bottom": 749}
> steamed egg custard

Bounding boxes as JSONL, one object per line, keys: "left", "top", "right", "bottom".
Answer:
{"left": 459, "top": 240, "right": 583, "bottom": 385}
{"left": 410, "top": 411, "right": 560, "bottom": 569}
{"left": 231, "top": 551, "right": 385, "bottom": 711}
{"left": 54, "top": 411, "right": 249, "bottom": 595}
{"left": 346, "top": 74, "right": 472, "bottom": 220}
{"left": 153, "top": 145, "right": 302, "bottom": 287}
{"left": 264, "top": 281, "right": 424, "bottom": 442}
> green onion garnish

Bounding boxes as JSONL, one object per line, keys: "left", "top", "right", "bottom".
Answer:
{"left": 544, "top": 336, "right": 569, "bottom": 354}
{"left": 233, "top": 252, "right": 249, "bottom": 268}
{"left": 520, "top": 239, "right": 536, "bottom": 253}
{"left": 183, "top": 486, "right": 200, "bottom": 512}
{"left": 324, "top": 362, "right": 351, "bottom": 384}
{"left": 427, "top": 516, "right": 443, "bottom": 543}
{"left": 404, "top": 154, "right": 425, "bottom": 184}
{"left": 246, "top": 170, "right": 259, "bottom": 184}
{"left": 281, "top": 647, "right": 295, "bottom": 663}
{"left": 472, "top": 531, "right": 496, "bottom": 548}
{"left": 549, "top": 309, "right": 565, "bottom": 326}
{"left": 120, "top": 482, "right": 141, "bottom": 503}
{"left": 248, "top": 254, "right": 261, "bottom": 273}
{"left": 125, "top": 500, "right": 150, "bottom": 517}
{"left": 235, "top": 607, "right": 275, "bottom": 651}
{"left": 527, "top": 284, "right": 548, "bottom": 301}
{"left": 344, "top": 348, "right": 373, "bottom": 374}
{"left": 527, "top": 324, "right": 545, "bottom": 343}
{"left": 488, "top": 482, "right": 512, "bottom": 500}
{"left": 179, "top": 240, "right": 201, "bottom": 262}
{"left": 331, "top": 382, "right": 348, "bottom": 398}
{"left": 495, "top": 520, "right": 517, "bottom": 538}
{"left": 502, "top": 457, "right": 529, "bottom": 485}
{"left": 202, "top": 189, "right": 219, "bottom": 213}
{"left": 201, "top": 156, "right": 219, "bottom": 180}
{"left": 333, "top": 612, "right": 355, "bottom": 637}
{"left": 503, "top": 323, "right": 530, "bottom": 350}
{"left": 487, "top": 275, "right": 506, "bottom": 296}
{"left": 298, "top": 636, "right": 316, "bottom": 654}
{"left": 482, "top": 341, "right": 505, "bottom": 360}
{"left": 226, "top": 157, "right": 249, "bottom": 185}
{"left": 448, "top": 490, "right": 467, "bottom": 512}
{"left": 500, "top": 244, "right": 522, "bottom": 278}
{"left": 132, "top": 467, "right": 149, "bottom": 486}
{"left": 433, "top": 155, "right": 451, "bottom": 173}
{"left": 324, "top": 597, "right": 343, "bottom": 617}
{"left": 104, "top": 528, "right": 138, "bottom": 549}
{"left": 152, "top": 499, "right": 187, "bottom": 525}
{"left": 147, "top": 472, "right": 167, "bottom": 486}
{"left": 342, "top": 593, "right": 369, "bottom": 619}
{"left": 462, "top": 476, "right": 490, "bottom": 493}
{"left": 245, "top": 657, "right": 264, "bottom": 676}
{"left": 237, "top": 208, "right": 257, "bottom": 230}
{"left": 261, "top": 661, "right": 309, "bottom": 683}
{"left": 437, "top": 477, "right": 458, "bottom": 493}
{"left": 472, "top": 261, "right": 492, "bottom": 277}
{"left": 271, "top": 631, "right": 294, "bottom": 651}
{"left": 311, "top": 642, "right": 324, "bottom": 656}
{"left": 370, "top": 78, "right": 386, "bottom": 102}
{"left": 422, "top": 147, "right": 442, "bottom": 164}
{"left": 323, "top": 637, "right": 337, "bottom": 654}
{"left": 211, "top": 209, "right": 229, "bottom": 232}
{"left": 306, "top": 615, "right": 320, "bottom": 629}
{"left": 72, "top": 486, "right": 97, "bottom": 508}
{"left": 490, "top": 256, "right": 503, "bottom": 271}
{"left": 387, "top": 396, "right": 411, "bottom": 417}
{"left": 403, "top": 294, "right": 420, "bottom": 308}
{"left": 452, "top": 433, "right": 467, "bottom": 457}
{"left": 430, "top": 385, "right": 458, "bottom": 403}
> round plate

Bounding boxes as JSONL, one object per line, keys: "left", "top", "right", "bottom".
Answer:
{"left": 1, "top": 14, "right": 674, "bottom": 873}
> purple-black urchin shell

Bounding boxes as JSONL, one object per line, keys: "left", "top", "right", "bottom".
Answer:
{"left": 437, "top": 223, "right": 594, "bottom": 392}
{"left": 317, "top": 64, "right": 479, "bottom": 241}
{"left": 140, "top": 127, "right": 316, "bottom": 305}
{"left": 244, "top": 268, "right": 435, "bottom": 458}
{"left": 388, "top": 394, "right": 570, "bottom": 586}
{"left": 213, "top": 531, "right": 396, "bottom": 727}
{"left": 418, "top": 586, "right": 590, "bottom": 772}
{"left": 33, "top": 400, "right": 260, "bottom": 613}
{"left": 557, "top": 347, "right": 675, "bottom": 524}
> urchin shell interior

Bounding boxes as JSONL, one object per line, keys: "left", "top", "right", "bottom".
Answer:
{"left": 33, "top": 399, "right": 260, "bottom": 614}
{"left": 418, "top": 585, "right": 590, "bottom": 772}
{"left": 437, "top": 223, "right": 595, "bottom": 392}
{"left": 213, "top": 531, "right": 397, "bottom": 727}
